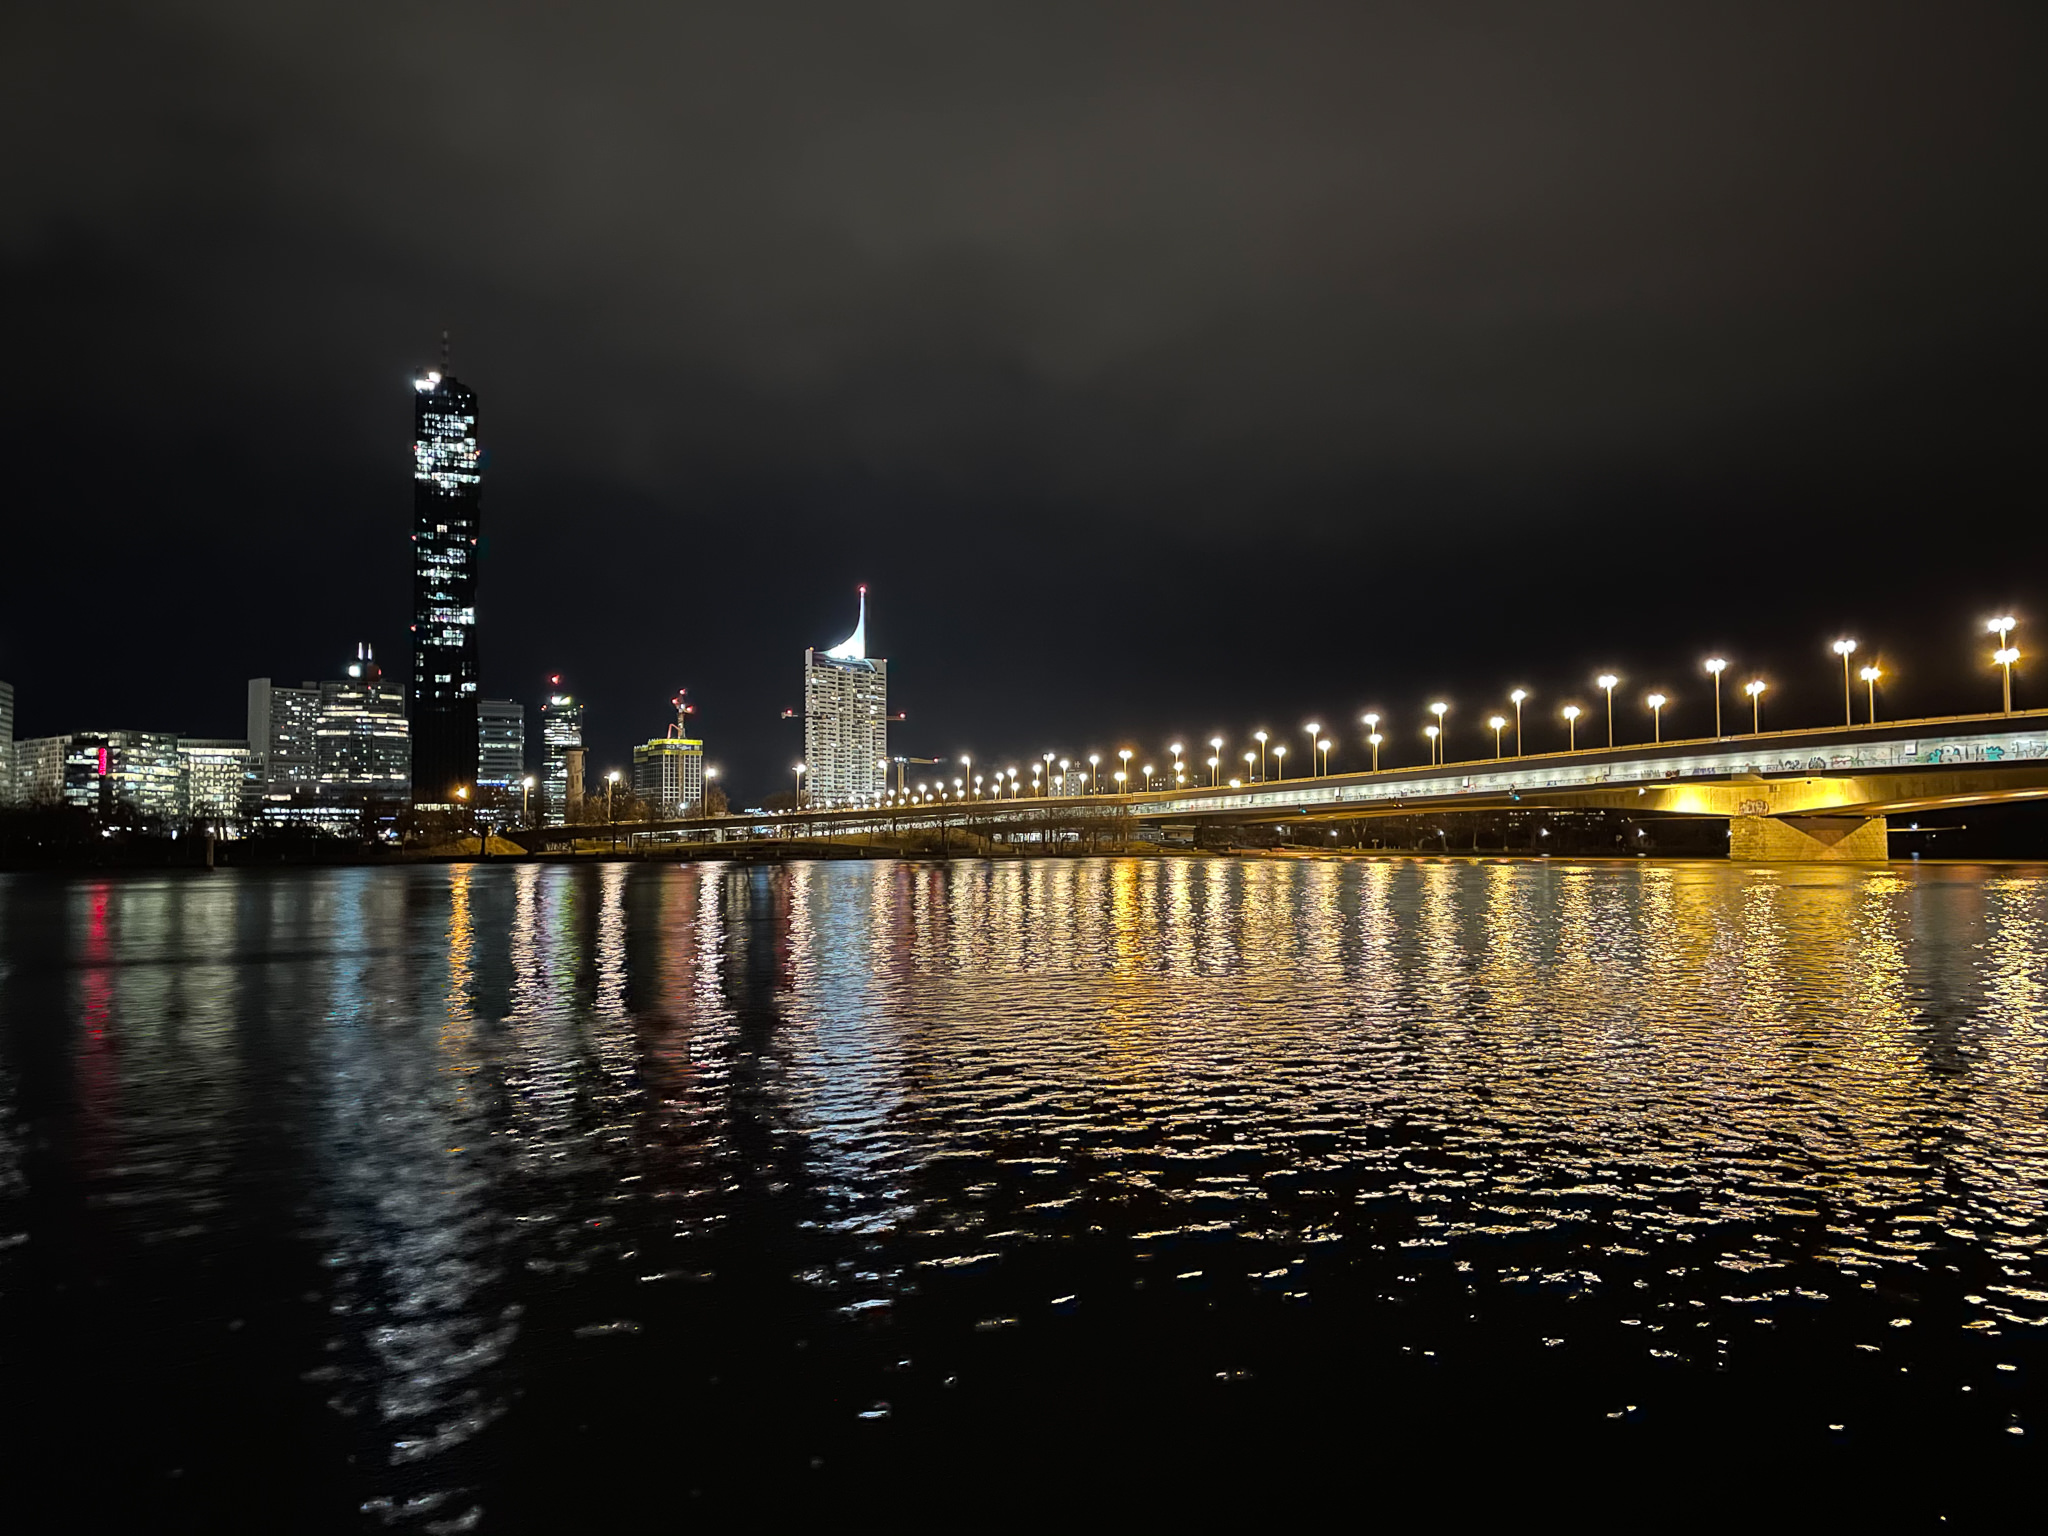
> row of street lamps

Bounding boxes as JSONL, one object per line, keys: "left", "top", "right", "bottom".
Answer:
{"left": 795, "top": 619, "right": 2025, "bottom": 809}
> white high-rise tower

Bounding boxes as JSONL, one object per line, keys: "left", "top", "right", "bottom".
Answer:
{"left": 802, "top": 587, "right": 888, "bottom": 805}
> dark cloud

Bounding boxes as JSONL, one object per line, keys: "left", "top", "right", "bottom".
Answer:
{"left": 4, "top": 2, "right": 2045, "bottom": 792}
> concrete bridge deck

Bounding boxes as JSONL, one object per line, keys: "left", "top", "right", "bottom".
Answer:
{"left": 513, "top": 708, "right": 2048, "bottom": 861}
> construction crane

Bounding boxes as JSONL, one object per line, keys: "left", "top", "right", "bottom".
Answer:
{"left": 889, "top": 756, "right": 946, "bottom": 794}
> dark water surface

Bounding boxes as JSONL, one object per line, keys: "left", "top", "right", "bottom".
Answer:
{"left": 2, "top": 858, "right": 2044, "bottom": 1528}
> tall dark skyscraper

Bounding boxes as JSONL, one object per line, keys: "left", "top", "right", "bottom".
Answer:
{"left": 407, "top": 359, "right": 481, "bottom": 806}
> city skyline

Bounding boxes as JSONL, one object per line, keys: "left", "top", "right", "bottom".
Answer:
{"left": 3, "top": 7, "right": 2044, "bottom": 801}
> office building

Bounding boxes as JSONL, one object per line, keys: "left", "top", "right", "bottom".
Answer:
{"left": 316, "top": 645, "right": 411, "bottom": 802}
{"left": 478, "top": 699, "right": 525, "bottom": 789}
{"left": 0, "top": 680, "right": 13, "bottom": 806}
{"left": 802, "top": 586, "right": 888, "bottom": 806}
{"left": 540, "top": 683, "right": 583, "bottom": 823}
{"left": 408, "top": 362, "right": 482, "bottom": 806}
{"left": 12, "top": 731, "right": 184, "bottom": 820}
{"left": 247, "top": 678, "right": 322, "bottom": 795}
{"left": 632, "top": 695, "right": 705, "bottom": 816}
{"left": 178, "top": 739, "right": 256, "bottom": 825}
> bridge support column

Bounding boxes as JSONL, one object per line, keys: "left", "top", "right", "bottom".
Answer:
{"left": 1730, "top": 815, "right": 1889, "bottom": 862}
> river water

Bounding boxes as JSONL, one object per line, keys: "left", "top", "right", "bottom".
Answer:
{"left": 1, "top": 858, "right": 2043, "bottom": 1528}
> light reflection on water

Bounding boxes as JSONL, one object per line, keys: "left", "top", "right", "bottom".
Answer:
{"left": 1, "top": 857, "right": 2045, "bottom": 1526}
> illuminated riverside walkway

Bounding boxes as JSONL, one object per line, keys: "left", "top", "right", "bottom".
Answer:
{"left": 515, "top": 708, "right": 2048, "bottom": 862}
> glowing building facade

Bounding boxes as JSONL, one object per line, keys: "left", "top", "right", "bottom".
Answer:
{"left": 408, "top": 366, "right": 481, "bottom": 805}
{"left": 632, "top": 737, "right": 705, "bottom": 816}
{"left": 540, "top": 685, "right": 584, "bottom": 823}
{"left": 11, "top": 731, "right": 184, "bottom": 820}
{"left": 477, "top": 699, "right": 526, "bottom": 789}
{"left": 317, "top": 645, "right": 411, "bottom": 803}
{"left": 178, "top": 739, "right": 256, "bottom": 825}
{"left": 802, "top": 587, "right": 888, "bottom": 806}
{"left": 247, "top": 678, "right": 322, "bottom": 795}
{"left": 0, "top": 680, "right": 13, "bottom": 805}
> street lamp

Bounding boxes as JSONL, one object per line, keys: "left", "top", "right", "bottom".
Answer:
{"left": 1424, "top": 724, "right": 1439, "bottom": 763}
{"left": 1209, "top": 737, "right": 1224, "bottom": 785}
{"left": 1254, "top": 730, "right": 1268, "bottom": 779}
{"left": 1489, "top": 715, "right": 1506, "bottom": 758}
{"left": 521, "top": 774, "right": 535, "bottom": 824}
{"left": 1118, "top": 748, "right": 1133, "bottom": 787}
{"left": 1991, "top": 617, "right": 2019, "bottom": 713}
{"left": 1244, "top": 751, "right": 1256, "bottom": 784}
{"left": 1562, "top": 704, "right": 1581, "bottom": 751}
{"left": 1305, "top": 723, "right": 1321, "bottom": 777}
{"left": 1367, "top": 732, "right": 1382, "bottom": 771}
{"left": 793, "top": 762, "right": 805, "bottom": 805}
{"left": 1509, "top": 690, "right": 1527, "bottom": 756}
{"left": 1362, "top": 713, "right": 1381, "bottom": 770}
{"left": 1273, "top": 744, "right": 1287, "bottom": 780}
{"left": 1704, "top": 658, "right": 1727, "bottom": 737}
{"left": 1168, "top": 743, "right": 1183, "bottom": 783}
{"left": 1428, "top": 704, "right": 1447, "bottom": 764}
{"left": 1088, "top": 753, "right": 1100, "bottom": 792}
{"left": 1317, "top": 735, "right": 1333, "bottom": 774}
{"left": 1646, "top": 693, "right": 1666, "bottom": 743}
{"left": 1745, "top": 679, "right": 1767, "bottom": 734}
{"left": 1114, "top": 770, "right": 1126, "bottom": 792}
{"left": 1597, "top": 675, "right": 1618, "bottom": 746}
{"left": 1860, "top": 665, "right": 1882, "bottom": 723}
{"left": 1832, "top": 639, "right": 1858, "bottom": 725}
{"left": 607, "top": 769, "right": 622, "bottom": 851}
{"left": 1140, "top": 763, "right": 1153, "bottom": 790}
{"left": 1207, "top": 753, "right": 1221, "bottom": 784}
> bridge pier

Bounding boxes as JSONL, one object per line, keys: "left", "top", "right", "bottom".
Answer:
{"left": 1729, "top": 814, "right": 1889, "bottom": 862}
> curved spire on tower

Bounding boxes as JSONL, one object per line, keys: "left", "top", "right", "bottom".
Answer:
{"left": 823, "top": 585, "right": 867, "bottom": 661}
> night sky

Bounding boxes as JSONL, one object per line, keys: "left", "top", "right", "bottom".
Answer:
{"left": 6, "top": 3, "right": 2046, "bottom": 799}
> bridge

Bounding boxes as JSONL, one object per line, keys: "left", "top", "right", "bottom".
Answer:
{"left": 508, "top": 708, "right": 2048, "bottom": 862}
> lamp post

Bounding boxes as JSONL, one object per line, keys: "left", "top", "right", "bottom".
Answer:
{"left": 1859, "top": 665, "right": 1882, "bottom": 724}
{"left": 1489, "top": 715, "right": 1506, "bottom": 759}
{"left": 793, "top": 762, "right": 805, "bottom": 807}
{"left": 1991, "top": 617, "right": 2019, "bottom": 713}
{"left": 1317, "top": 736, "right": 1333, "bottom": 774}
{"left": 1114, "top": 770, "right": 1126, "bottom": 793}
{"left": 1425, "top": 725, "right": 1439, "bottom": 763}
{"left": 1209, "top": 737, "right": 1224, "bottom": 786}
{"left": 521, "top": 774, "right": 535, "bottom": 825}
{"left": 1244, "top": 751, "right": 1256, "bottom": 785}
{"left": 607, "top": 769, "right": 621, "bottom": 852}
{"left": 1509, "top": 690, "right": 1527, "bottom": 756}
{"left": 1118, "top": 748, "right": 1133, "bottom": 788}
{"left": 1042, "top": 752, "right": 1055, "bottom": 794}
{"left": 1745, "top": 679, "right": 1766, "bottom": 734}
{"left": 1207, "top": 754, "right": 1220, "bottom": 785}
{"left": 1140, "top": 764, "right": 1153, "bottom": 791}
{"left": 1428, "top": 704, "right": 1447, "bottom": 764}
{"left": 1305, "top": 723, "right": 1321, "bottom": 777}
{"left": 705, "top": 767, "right": 720, "bottom": 815}
{"left": 1597, "top": 675, "right": 1618, "bottom": 746}
{"left": 1367, "top": 732, "right": 1382, "bottom": 771}
{"left": 1646, "top": 693, "right": 1666, "bottom": 743}
{"left": 1704, "top": 658, "right": 1726, "bottom": 737}
{"left": 1832, "top": 639, "right": 1857, "bottom": 725}
{"left": 1273, "top": 744, "right": 1287, "bottom": 780}
{"left": 1563, "top": 704, "right": 1580, "bottom": 751}
{"left": 1168, "top": 743, "right": 1182, "bottom": 784}
{"left": 1088, "top": 753, "right": 1100, "bottom": 792}
{"left": 1254, "top": 730, "right": 1268, "bottom": 779}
